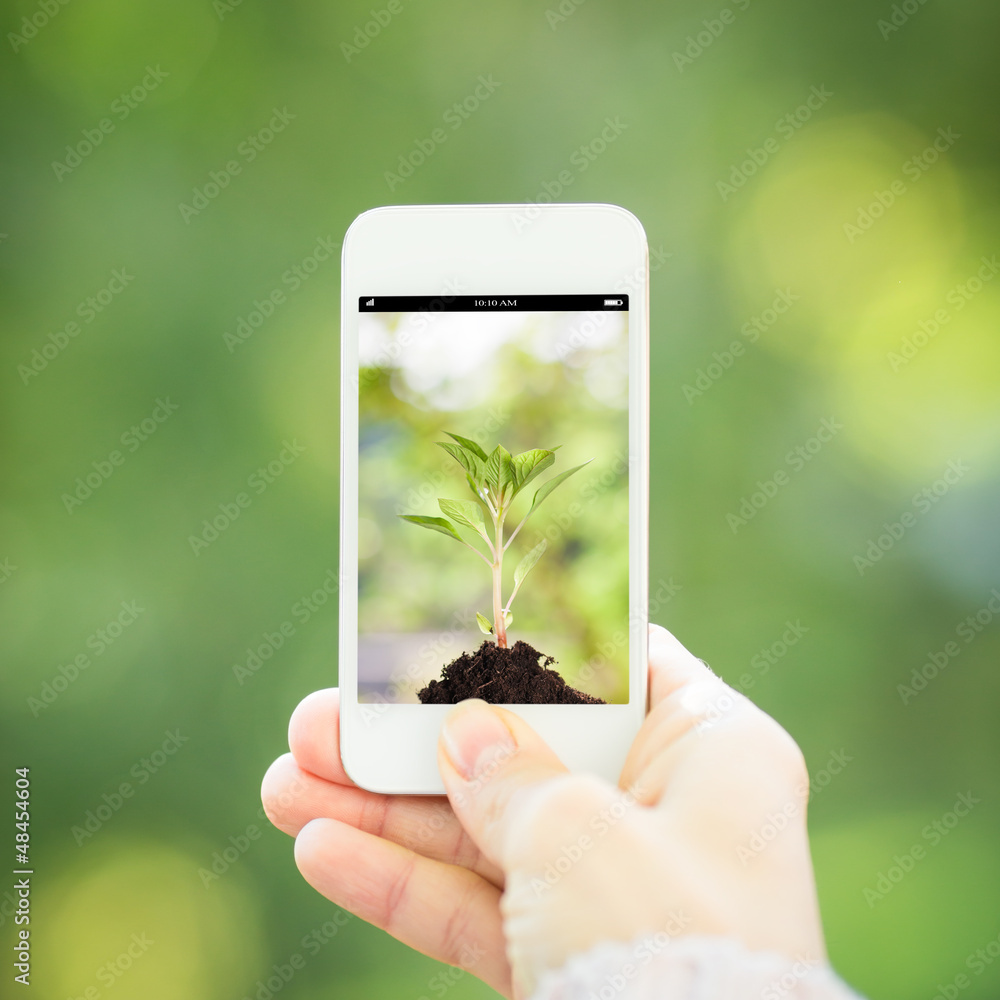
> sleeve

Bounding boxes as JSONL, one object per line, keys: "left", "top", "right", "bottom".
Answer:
{"left": 530, "top": 933, "right": 866, "bottom": 1000}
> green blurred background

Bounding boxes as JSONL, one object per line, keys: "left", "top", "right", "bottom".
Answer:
{"left": 358, "top": 309, "right": 629, "bottom": 703}
{"left": 1, "top": 0, "right": 998, "bottom": 997}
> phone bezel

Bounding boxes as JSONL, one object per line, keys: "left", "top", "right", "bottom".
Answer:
{"left": 340, "top": 203, "right": 649, "bottom": 794}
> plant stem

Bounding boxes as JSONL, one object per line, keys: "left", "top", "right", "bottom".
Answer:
{"left": 502, "top": 581, "right": 521, "bottom": 618}
{"left": 503, "top": 509, "right": 530, "bottom": 552}
{"left": 479, "top": 489, "right": 498, "bottom": 520}
{"left": 460, "top": 538, "right": 493, "bottom": 567}
{"left": 493, "top": 504, "right": 507, "bottom": 648}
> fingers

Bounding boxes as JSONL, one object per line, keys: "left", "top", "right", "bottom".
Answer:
{"left": 295, "top": 818, "right": 512, "bottom": 998}
{"left": 438, "top": 700, "right": 649, "bottom": 998}
{"left": 261, "top": 753, "right": 504, "bottom": 885}
{"left": 619, "top": 624, "right": 754, "bottom": 803}
{"left": 620, "top": 625, "right": 808, "bottom": 814}
{"left": 287, "top": 688, "right": 353, "bottom": 785}
{"left": 438, "top": 700, "right": 614, "bottom": 872}
{"left": 647, "top": 623, "right": 722, "bottom": 709}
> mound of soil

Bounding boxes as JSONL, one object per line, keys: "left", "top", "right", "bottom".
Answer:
{"left": 417, "top": 639, "right": 606, "bottom": 704}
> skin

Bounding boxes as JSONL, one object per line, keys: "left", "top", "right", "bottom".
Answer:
{"left": 262, "top": 624, "right": 827, "bottom": 999}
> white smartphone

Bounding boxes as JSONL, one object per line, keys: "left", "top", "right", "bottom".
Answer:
{"left": 339, "top": 204, "right": 649, "bottom": 794}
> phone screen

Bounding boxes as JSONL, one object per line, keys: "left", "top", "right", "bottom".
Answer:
{"left": 356, "top": 294, "right": 630, "bottom": 706}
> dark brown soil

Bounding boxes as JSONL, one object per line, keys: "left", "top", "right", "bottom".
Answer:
{"left": 417, "top": 639, "right": 606, "bottom": 704}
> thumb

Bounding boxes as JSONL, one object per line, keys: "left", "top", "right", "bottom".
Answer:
{"left": 438, "top": 699, "right": 600, "bottom": 869}
{"left": 438, "top": 700, "right": 654, "bottom": 998}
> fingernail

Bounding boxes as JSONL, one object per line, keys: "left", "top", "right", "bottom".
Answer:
{"left": 441, "top": 700, "right": 517, "bottom": 780}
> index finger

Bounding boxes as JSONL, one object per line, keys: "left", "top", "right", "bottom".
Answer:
{"left": 647, "top": 624, "right": 722, "bottom": 709}
{"left": 618, "top": 624, "right": 751, "bottom": 801}
{"left": 288, "top": 688, "right": 356, "bottom": 786}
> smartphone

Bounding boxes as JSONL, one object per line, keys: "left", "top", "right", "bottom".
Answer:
{"left": 339, "top": 204, "right": 649, "bottom": 794}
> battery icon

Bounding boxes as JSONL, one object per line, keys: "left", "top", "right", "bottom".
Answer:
{"left": 604, "top": 298, "right": 623, "bottom": 306}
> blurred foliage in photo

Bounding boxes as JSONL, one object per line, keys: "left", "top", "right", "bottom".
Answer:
{"left": 0, "top": 0, "right": 998, "bottom": 998}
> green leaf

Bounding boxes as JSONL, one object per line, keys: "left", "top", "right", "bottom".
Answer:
{"left": 438, "top": 498, "right": 486, "bottom": 535}
{"left": 500, "top": 449, "right": 515, "bottom": 497}
{"left": 476, "top": 612, "right": 493, "bottom": 635}
{"left": 445, "top": 432, "right": 488, "bottom": 463}
{"left": 514, "top": 538, "right": 547, "bottom": 588}
{"left": 485, "top": 444, "right": 514, "bottom": 500}
{"left": 510, "top": 449, "right": 554, "bottom": 496}
{"left": 503, "top": 610, "right": 513, "bottom": 628}
{"left": 484, "top": 445, "right": 502, "bottom": 494}
{"left": 398, "top": 515, "right": 463, "bottom": 543}
{"left": 437, "top": 442, "right": 482, "bottom": 484}
{"left": 527, "top": 460, "right": 594, "bottom": 520}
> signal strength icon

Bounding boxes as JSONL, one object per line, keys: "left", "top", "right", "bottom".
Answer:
{"left": 365, "top": 298, "right": 375, "bottom": 307}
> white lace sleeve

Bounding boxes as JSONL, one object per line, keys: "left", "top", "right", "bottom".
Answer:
{"left": 531, "top": 934, "right": 865, "bottom": 1000}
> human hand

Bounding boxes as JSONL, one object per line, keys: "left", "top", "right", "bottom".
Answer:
{"left": 262, "top": 625, "right": 826, "bottom": 999}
